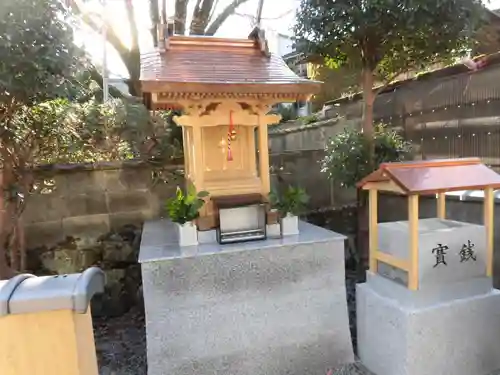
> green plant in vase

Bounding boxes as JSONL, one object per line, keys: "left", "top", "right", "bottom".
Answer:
{"left": 269, "top": 186, "right": 309, "bottom": 236}
{"left": 165, "top": 185, "right": 209, "bottom": 246}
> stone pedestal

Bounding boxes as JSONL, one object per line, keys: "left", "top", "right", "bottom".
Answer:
{"left": 357, "top": 273, "right": 500, "bottom": 375}
{"left": 377, "top": 218, "right": 487, "bottom": 287}
{"left": 139, "top": 220, "right": 354, "bottom": 375}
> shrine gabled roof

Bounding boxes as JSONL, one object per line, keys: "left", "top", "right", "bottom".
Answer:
{"left": 357, "top": 158, "right": 500, "bottom": 195}
{"left": 140, "top": 33, "right": 321, "bottom": 99}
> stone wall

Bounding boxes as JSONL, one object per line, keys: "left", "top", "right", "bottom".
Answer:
{"left": 23, "top": 161, "right": 182, "bottom": 316}
{"left": 269, "top": 117, "right": 359, "bottom": 155}
{"left": 269, "top": 118, "right": 360, "bottom": 208}
{"left": 24, "top": 161, "right": 181, "bottom": 249}
{"left": 270, "top": 150, "right": 357, "bottom": 208}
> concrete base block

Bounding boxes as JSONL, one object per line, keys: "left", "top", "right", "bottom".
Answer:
{"left": 197, "top": 229, "right": 216, "bottom": 244}
{"left": 357, "top": 278, "right": 500, "bottom": 375}
{"left": 140, "top": 220, "right": 354, "bottom": 375}
{"left": 266, "top": 223, "right": 281, "bottom": 238}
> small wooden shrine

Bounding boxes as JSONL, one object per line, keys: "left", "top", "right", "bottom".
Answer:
{"left": 357, "top": 158, "right": 500, "bottom": 290}
{"left": 141, "top": 28, "right": 321, "bottom": 230}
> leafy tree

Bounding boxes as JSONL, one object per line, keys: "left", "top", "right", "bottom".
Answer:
{"left": 308, "top": 65, "right": 360, "bottom": 111}
{"left": 294, "top": 0, "right": 485, "bottom": 163}
{"left": 275, "top": 104, "right": 297, "bottom": 123}
{"left": 0, "top": 0, "right": 82, "bottom": 277}
{"left": 0, "top": 0, "right": 182, "bottom": 278}
{"left": 321, "top": 124, "right": 412, "bottom": 189}
{"left": 68, "top": 0, "right": 252, "bottom": 96}
{"left": 321, "top": 123, "right": 412, "bottom": 269}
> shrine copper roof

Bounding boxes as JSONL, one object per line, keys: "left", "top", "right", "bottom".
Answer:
{"left": 357, "top": 158, "right": 500, "bottom": 194}
{"left": 140, "top": 34, "right": 321, "bottom": 100}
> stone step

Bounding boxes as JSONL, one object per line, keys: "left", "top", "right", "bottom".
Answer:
{"left": 333, "top": 362, "right": 500, "bottom": 375}
{"left": 332, "top": 362, "right": 372, "bottom": 375}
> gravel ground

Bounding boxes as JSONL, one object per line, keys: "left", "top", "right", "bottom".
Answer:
{"left": 94, "top": 271, "right": 362, "bottom": 375}
{"left": 94, "top": 308, "right": 147, "bottom": 375}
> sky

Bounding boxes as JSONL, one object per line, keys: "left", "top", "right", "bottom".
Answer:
{"left": 74, "top": 0, "right": 500, "bottom": 79}
{"left": 75, "top": 0, "right": 299, "bottom": 78}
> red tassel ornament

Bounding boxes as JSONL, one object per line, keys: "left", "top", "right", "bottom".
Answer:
{"left": 227, "top": 110, "right": 236, "bottom": 161}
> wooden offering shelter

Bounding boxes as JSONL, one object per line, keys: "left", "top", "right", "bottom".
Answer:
{"left": 140, "top": 29, "right": 321, "bottom": 227}
{"left": 357, "top": 158, "right": 500, "bottom": 290}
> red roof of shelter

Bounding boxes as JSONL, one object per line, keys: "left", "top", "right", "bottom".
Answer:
{"left": 140, "top": 32, "right": 321, "bottom": 100}
{"left": 357, "top": 158, "right": 500, "bottom": 194}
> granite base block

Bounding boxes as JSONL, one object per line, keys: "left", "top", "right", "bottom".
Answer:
{"left": 140, "top": 220, "right": 354, "bottom": 375}
{"left": 266, "top": 223, "right": 281, "bottom": 238}
{"left": 357, "top": 279, "right": 500, "bottom": 375}
{"left": 197, "top": 229, "right": 216, "bottom": 244}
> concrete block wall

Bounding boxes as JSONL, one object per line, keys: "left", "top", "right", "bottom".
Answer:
{"left": 270, "top": 150, "right": 357, "bottom": 208}
{"left": 268, "top": 118, "right": 359, "bottom": 154}
{"left": 23, "top": 161, "right": 182, "bottom": 249}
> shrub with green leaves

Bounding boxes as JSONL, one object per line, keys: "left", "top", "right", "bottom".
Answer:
{"left": 277, "top": 105, "right": 298, "bottom": 123}
{"left": 299, "top": 114, "right": 318, "bottom": 125}
{"left": 165, "top": 186, "right": 209, "bottom": 224}
{"left": 294, "top": 0, "right": 484, "bottom": 156}
{"left": 321, "top": 124, "right": 412, "bottom": 188}
{"left": 269, "top": 186, "right": 310, "bottom": 217}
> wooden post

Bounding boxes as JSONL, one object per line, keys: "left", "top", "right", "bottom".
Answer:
{"left": 437, "top": 192, "right": 446, "bottom": 219}
{"left": 181, "top": 126, "right": 190, "bottom": 179}
{"left": 257, "top": 118, "right": 270, "bottom": 195}
{"left": 484, "top": 187, "right": 494, "bottom": 277}
{"left": 192, "top": 125, "right": 204, "bottom": 191}
{"left": 0, "top": 308, "right": 99, "bottom": 375}
{"left": 408, "top": 194, "right": 420, "bottom": 290}
{"left": 368, "top": 189, "right": 378, "bottom": 273}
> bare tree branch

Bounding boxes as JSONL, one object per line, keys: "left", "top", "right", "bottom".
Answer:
{"left": 124, "top": 0, "right": 141, "bottom": 92}
{"left": 189, "top": 0, "right": 204, "bottom": 34}
{"left": 205, "top": 0, "right": 251, "bottom": 36}
{"left": 191, "top": 0, "right": 215, "bottom": 35}
{"left": 174, "top": 0, "right": 189, "bottom": 35}
{"left": 207, "top": 0, "right": 220, "bottom": 26}
{"left": 125, "top": 0, "right": 139, "bottom": 51}
{"left": 161, "top": 0, "right": 167, "bottom": 23}
{"left": 149, "top": 0, "right": 160, "bottom": 46}
{"left": 68, "top": 0, "right": 129, "bottom": 58}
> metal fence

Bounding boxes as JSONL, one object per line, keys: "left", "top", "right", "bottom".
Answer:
{"left": 324, "top": 60, "right": 500, "bottom": 170}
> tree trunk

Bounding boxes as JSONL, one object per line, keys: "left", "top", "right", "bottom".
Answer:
{"left": 190, "top": 0, "right": 215, "bottom": 35}
{"left": 150, "top": 0, "right": 159, "bottom": 46}
{"left": 88, "top": 67, "right": 126, "bottom": 99}
{"left": 175, "top": 0, "right": 189, "bottom": 35}
{"left": 127, "top": 79, "right": 142, "bottom": 98}
{"left": 0, "top": 159, "right": 15, "bottom": 279}
{"left": 0, "top": 169, "right": 10, "bottom": 279}
{"left": 359, "top": 67, "right": 375, "bottom": 273}
{"left": 361, "top": 67, "right": 375, "bottom": 143}
{"left": 161, "top": 0, "right": 167, "bottom": 23}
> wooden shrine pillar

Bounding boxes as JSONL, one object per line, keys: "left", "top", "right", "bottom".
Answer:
{"left": 191, "top": 125, "right": 204, "bottom": 192}
{"left": 368, "top": 189, "right": 378, "bottom": 273}
{"left": 437, "top": 192, "right": 446, "bottom": 219}
{"left": 484, "top": 187, "right": 495, "bottom": 277}
{"left": 408, "top": 194, "right": 419, "bottom": 291}
{"left": 368, "top": 188, "right": 420, "bottom": 290}
{"left": 257, "top": 114, "right": 270, "bottom": 196}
